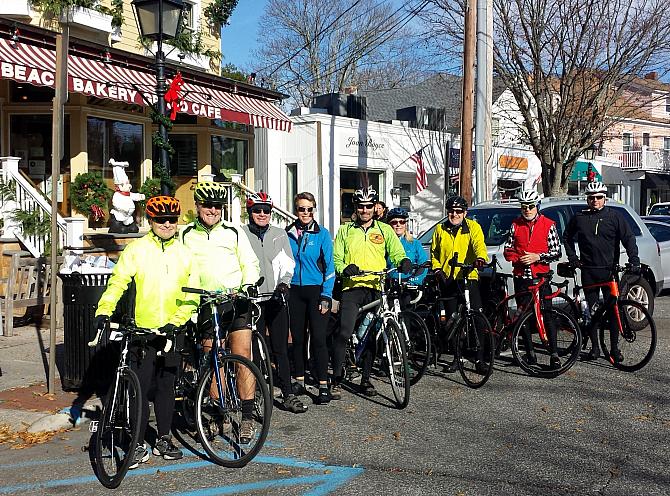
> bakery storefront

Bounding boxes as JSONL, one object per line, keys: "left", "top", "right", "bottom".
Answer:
{"left": 0, "top": 24, "right": 291, "bottom": 225}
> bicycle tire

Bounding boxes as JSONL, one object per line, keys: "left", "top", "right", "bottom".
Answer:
{"left": 383, "top": 318, "right": 410, "bottom": 409}
{"left": 599, "top": 299, "right": 657, "bottom": 372}
{"left": 94, "top": 367, "right": 142, "bottom": 489}
{"left": 195, "top": 353, "right": 271, "bottom": 467}
{"left": 175, "top": 360, "right": 198, "bottom": 432}
{"left": 413, "top": 303, "right": 439, "bottom": 367}
{"left": 456, "top": 310, "right": 495, "bottom": 388}
{"left": 252, "top": 330, "right": 274, "bottom": 397}
{"left": 398, "top": 310, "right": 431, "bottom": 385}
{"left": 511, "top": 307, "right": 581, "bottom": 378}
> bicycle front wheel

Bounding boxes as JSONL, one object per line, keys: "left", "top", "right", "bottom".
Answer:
{"left": 94, "top": 367, "right": 141, "bottom": 489}
{"left": 599, "top": 299, "right": 657, "bottom": 372}
{"left": 398, "top": 310, "right": 431, "bottom": 385}
{"left": 252, "top": 330, "right": 274, "bottom": 398}
{"left": 456, "top": 310, "right": 495, "bottom": 388}
{"left": 195, "top": 353, "right": 272, "bottom": 467}
{"left": 512, "top": 307, "right": 581, "bottom": 378}
{"left": 377, "top": 318, "right": 410, "bottom": 409}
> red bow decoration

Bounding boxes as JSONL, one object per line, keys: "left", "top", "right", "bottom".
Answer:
{"left": 164, "top": 71, "right": 184, "bottom": 121}
{"left": 91, "top": 205, "right": 105, "bottom": 222}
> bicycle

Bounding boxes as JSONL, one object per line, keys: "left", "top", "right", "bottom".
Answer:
{"left": 338, "top": 267, "right": 411, "bottom": 409}
{"left": 87, "top": 319, "right": 169, "bottom": 489}
{"left": 181, "top": 286, "right": 272, "bottom": 467}
{"left": 486, "top": 269, "right": 581, "bottom": 378}
{"left": 556, "top": 263, "right": 657, "bottom": 371}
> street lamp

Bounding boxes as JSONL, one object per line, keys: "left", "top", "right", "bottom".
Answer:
{"left": 132, "top": 0, "right": 184, "bottom": 195}
{"left": 583, "top": 142, "right": 598, "bottom": 161}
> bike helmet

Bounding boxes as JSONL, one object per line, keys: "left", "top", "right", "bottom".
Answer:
{"left": 517, "top": 189, "right": 540, "bottom": 204}
{"left": 352, "top": 186, "right": 378, "bottom": 204}
{"left": 446, "top": 196, "right": 468, "bottom": 210}
{"left": 585, "top": 181, "right": 607, "bottom": 195}
{"left": 146, "top": 195, "right": 181, "bottom": 219}
{"left": 194, "top": 181, "right": 227, "bottom": 205}
{"left": 246, "top": 191, "right": 273, "bottom": 209}
{"left": 387, "top": 207, "right": 409, "bottom": 221}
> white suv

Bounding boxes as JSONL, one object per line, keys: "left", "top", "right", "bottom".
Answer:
{"left": 418, "top": 197, "right": 663, "bottom": 314}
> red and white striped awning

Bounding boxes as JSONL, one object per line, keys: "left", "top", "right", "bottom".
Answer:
{"left": 0, "top": 38, "right": 291, "bottom": 132}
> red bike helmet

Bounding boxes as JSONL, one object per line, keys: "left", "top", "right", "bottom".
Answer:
{"left": 246, "top": 191, "right": 273, "bottom": 210}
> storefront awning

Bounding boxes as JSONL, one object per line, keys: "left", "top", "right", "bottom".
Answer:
{"left": 570, "top": 160, "right": 602, "bottom": 182}
{"left": 0, "top": 38, "right": 291, "bottom": 131}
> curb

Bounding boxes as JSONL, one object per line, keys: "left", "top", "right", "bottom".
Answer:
{"left": 24, "top": 398, "right": 103, "bottom": 433}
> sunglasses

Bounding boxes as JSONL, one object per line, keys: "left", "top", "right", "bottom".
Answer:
{"left": 520, "top": 204, "right": 537, "bottom": 210}
{"left": 448, "top": 208, "right": 465, "bottom": 214}
{"left": 389, "top": 219, "right": 407, "bottom": 226}
{"left": 251, "top": 207, "right": 272, "bottom": 215}
{"left": 587, "top": 195, "right": 606, "bottom": 200}
{"left": 153, "top": 216, "right": 179, "bottom": 225}
{"left": 357, "top": 204, "right": 375, "bottom": 210}
{"left": 297, "top": 206, "right": 314, "bottom": 213}
{"left": 200, "top": 202, "right": 223, "bottom": 209}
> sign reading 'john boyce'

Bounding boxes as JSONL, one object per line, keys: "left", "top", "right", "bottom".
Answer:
{"left": 340, "top": 135, "right": 389, "bottom": 159}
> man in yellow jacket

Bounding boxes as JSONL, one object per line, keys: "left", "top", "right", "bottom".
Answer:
{"left": 95, "top": 196, "right": 199, "bottom": 469}
{"left": 430, "top": 196, "right": 488, "bottom": 372}
{"left": 332, "top": 186, "right": 410, "bottom": 397}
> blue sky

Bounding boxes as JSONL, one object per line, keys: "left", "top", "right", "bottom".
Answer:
{"left": 219, "top": 1, "right": 267, "bottom": 71}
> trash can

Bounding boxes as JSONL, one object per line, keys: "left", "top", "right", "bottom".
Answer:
{"left": 59, "top": 273, "right": 135, "bottom": 391}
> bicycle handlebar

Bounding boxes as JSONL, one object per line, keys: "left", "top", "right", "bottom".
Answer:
{"left": 87, "top": 321, "right": 164, "bottom": 348}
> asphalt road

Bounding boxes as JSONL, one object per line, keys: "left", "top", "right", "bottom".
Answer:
{"left": 1, "top": 299, "right": 668, "bottom": 495}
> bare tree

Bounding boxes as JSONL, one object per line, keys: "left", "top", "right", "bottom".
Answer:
{"left": 423, "top": 0, "right": 670, "bottom": 195}
{"left": 254, "top": 0, "right": 431, "bottom": 107}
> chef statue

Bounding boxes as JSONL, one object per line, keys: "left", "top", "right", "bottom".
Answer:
{"left": 108, "top": 158, "right": 145, "bottom": 234}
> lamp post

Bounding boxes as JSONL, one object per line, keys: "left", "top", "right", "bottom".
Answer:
{"left": 132, "top": 0, "right": 183, "bottom": 195}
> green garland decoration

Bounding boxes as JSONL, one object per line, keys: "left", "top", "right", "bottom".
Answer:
{"left": 70, "top": 172, "right": 112, "bottom": 217}
{"left": 203, "top": 0, "right": 239, "bottom": 29}
{"left": 31, "top": 0, "right": 125, "bottom": 29}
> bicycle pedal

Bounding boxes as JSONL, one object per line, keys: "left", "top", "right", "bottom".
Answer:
{"left": 89, "top": 420, "right": 98, "bottom": 433}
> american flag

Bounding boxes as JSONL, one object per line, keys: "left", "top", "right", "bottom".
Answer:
{"left": 411, "top": 149, "right": 427, "bottom": 192}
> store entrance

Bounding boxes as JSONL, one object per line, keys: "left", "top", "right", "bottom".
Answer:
{"left": 339, "top": 169, "right": 381, "bottom": 224}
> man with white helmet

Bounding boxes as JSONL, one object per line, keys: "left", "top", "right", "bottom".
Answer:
{"left": 564, "top": 181, "right": 640, "bottom": 363}
{"left": 503, "top": 189, "right": 562, "bottom": 368}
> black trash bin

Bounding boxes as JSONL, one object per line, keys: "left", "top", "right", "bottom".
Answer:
{"left": 59, "top": 273, "right": 135, "bottom": 391}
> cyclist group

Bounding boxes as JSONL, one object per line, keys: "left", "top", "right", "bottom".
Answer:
{"left": 92, "top": 178, "right": 637, "bottom": 470}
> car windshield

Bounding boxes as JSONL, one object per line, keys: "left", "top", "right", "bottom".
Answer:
{"left": 418, "top": 208, "right": 518, "bottom": 246}
{"left": 649, "top": 204, "right": 670, "bottom": 215}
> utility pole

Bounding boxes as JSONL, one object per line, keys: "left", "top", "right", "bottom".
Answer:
{"left": 474, "top": 0, "right": 493, "bottom": 204}
{"left": 460, "top": 0, "right": 476, "bottom": 204}
{"left": 49, "top": 20, "right": 69, "bottom": 394}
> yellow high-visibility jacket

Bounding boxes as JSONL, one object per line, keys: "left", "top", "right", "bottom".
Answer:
{"left": 430, "top": 218, "right": 488, "bottom": 280}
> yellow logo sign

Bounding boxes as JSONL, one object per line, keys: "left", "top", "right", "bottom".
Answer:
{"left": 369, "top": 233, "right": 384, "bottom": 244}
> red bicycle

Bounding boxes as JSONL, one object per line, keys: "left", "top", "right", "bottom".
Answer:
{"left": 556, "top": 263, "right": 657, "bottom": 372}
{"left": 486, "top": 269, "right": 581, "bottom": 378}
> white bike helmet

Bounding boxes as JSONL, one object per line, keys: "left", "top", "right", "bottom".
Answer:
{"left": 517, "top": 189, "right": 540, "bottom": 204}
{"left": 353, "top": 186, "right": 378, "bottom": 204}
{"left": 585, "top": 181, "right": 607, "bottom": 195}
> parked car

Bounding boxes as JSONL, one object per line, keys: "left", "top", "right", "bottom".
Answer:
{"left": 641, "top": 215, "right": 670, "bottom": 224}
{"left": 642, "top": 219, "right": 670, "bottom": 291}
{"left": 648, "top": 202, "right": 670, "bottom": 216}
{"left": 419, "top": 197, "right": 663, "bottom": 314}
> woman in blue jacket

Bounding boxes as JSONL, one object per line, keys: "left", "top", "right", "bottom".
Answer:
{"left": 386, "top": 208, "right": 428, "bottom": 285}
{"left": 286, "top": 192, "right": 336, "bottom": 404}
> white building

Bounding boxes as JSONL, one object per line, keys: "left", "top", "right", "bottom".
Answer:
{"left": 254, "top": 110, "right": 451, "bottom": 235}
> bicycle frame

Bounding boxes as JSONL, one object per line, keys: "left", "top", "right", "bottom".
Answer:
{"left": 570, "top": 268, "right": 624, "bottom": 335}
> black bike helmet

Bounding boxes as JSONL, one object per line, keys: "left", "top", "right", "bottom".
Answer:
{"left": 387, "top": 207, "right": 409, "bottom": 222}
{"left": 446, "top": 196, "right": 468, "bottom": 210}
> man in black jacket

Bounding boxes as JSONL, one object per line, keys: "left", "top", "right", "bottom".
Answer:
{"left": 564, "top": 182, "right": 640, "bottom": 363}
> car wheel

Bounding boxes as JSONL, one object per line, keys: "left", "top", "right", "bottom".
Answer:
{"left": 622, "top": 275, "right": 654, "bottom": 317}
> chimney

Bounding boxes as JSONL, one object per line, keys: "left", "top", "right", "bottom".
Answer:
{"left": 644, "top": 72, "right": 658, "bottom": 80}
{"left": 343, "top": 85, "right": 358, "bottom": 95}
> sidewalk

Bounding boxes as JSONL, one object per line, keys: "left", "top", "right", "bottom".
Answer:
{"left": 0, "top": 320, "right": 100, "bottom": 439}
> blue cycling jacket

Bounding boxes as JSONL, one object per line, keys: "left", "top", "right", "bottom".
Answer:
{"left": 387, "top": 235, "right": 428, "bottom": 285}
{"left": 286, "top": 221, "right": 336, "bottom": 300}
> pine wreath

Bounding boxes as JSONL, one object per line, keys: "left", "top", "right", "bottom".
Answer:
{"left": 71, "top": 172, "right": 112, "bottom": 220}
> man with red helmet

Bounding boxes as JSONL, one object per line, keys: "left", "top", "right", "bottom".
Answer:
{"left": 95, "top": 196, "right": 199, "bottom": 468}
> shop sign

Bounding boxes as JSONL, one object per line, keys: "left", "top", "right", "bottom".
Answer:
{"left": 340, "top": 134, "right": 389, "bottom": 159}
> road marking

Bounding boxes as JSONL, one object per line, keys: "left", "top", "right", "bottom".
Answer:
{"left": 0, "top": 454, "right": 363, "bottom": 495}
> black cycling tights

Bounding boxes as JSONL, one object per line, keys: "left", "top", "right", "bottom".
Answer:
{"left": 129, "top": 341, "right": 178, "bottom": 444}
{"left": 257, "top": 299, "right": 292, "bottom": 398}
{"left": 288, "top": 285, "right": 330, "bottom": 383}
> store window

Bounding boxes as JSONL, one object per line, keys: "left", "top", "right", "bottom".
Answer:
{"left": 211, "top": 136, "right": 248, "bottom": 176}
{"left": 10, "top": 114, "right": 70, "bottom": 180}
{"left": 212, "top": 120, "right": 249, "bottom": 133}
{"left": 9, "top": 81, "right": 54, "bottom": 103}
{"left": 87, "top": 117, "right": 143, "bottom": 190}
{"left": 286, "top": 163, "right": 297, "bottom": 208}
{"left": 168, "top": 134, "right": 198, "bottom": 176}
